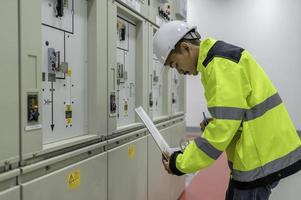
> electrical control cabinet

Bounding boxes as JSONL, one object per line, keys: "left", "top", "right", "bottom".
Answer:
{"left": 0, "top": 0, "right": 20, "bottom": 167}
{"left": 148, "top": 25, "right": 170, "bottom": 121}
{"left": 108, "top": 1, "right": 148, "bottom": 133}
{"left": 3, "top": 0, "right": 188, "bottom": 199}
{"left": 171, "top": 69, "right": 185, "bottom": 115}
{"left": 20, "top": 0, "right": 107, "bottom": 158}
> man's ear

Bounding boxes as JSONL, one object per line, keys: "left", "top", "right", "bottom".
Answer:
{"left": 180, "top": 42, "right": 191, "bottom": 54}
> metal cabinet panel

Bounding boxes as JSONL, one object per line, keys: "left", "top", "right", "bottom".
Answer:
{"left": 148, "top": 24, "right": 170, "bottom": 120}
{"left": 117, "top": 0, "right": 148, "bottom": 18}
{"left": 108, "top": 1, "right": 148, "bottom": 133}
{"left": 20, "top": 0, "right": 43, "bottom": 155}
{"left": 0, "top": 187, "right": 20, "bottom": 200}
{"left": 171, "top": 70, "right": 185, "bottom": 115}
{"left": 270, "top": 170, "right": 301, "bottom": 200}
{"left": 22, "top": 153, "right": 107, "bottom": 200}
{"left": 170, "top": 121, "right": 186, "bottom": 200}
{"left": 108, "top": 136, "right": 148, "bottom": 200}
{"left": 0, "top": 0, "right": 19, "bottom": 164}
{"left": 148, "top": 128, "right": 172, "bottom": 200}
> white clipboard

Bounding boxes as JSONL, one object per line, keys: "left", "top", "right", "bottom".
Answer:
{"left": 135, "top": 106, "right": 173, "bottom": 157}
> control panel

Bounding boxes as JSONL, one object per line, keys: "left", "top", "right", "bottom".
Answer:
{"left": 41, "top": 0, "right": 88, "bottom": 143}
{"left": 116, "top": 16, "right": 136, "bottom": 128}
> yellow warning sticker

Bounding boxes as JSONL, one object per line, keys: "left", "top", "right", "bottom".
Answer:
{"left": 66, "top": 118, "right": 72, "bottom": 124}
{"left": 67, "top": 69, "right": 72, "bottom": 76}
{"left": 67, "top": 170, "right": 80, "bottom": 190}
{"left": 128, "top": 145, "right": 135, "bottom": 160}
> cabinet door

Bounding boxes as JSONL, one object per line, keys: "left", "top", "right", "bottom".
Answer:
{"left": 108, "top": 136, "right": 148, "bottom": 200}
{"left": 148, "top": 127, "right": 173, "bottom": 200}
{"left": 170, "top": 122, "right": 186, "bottom": 200}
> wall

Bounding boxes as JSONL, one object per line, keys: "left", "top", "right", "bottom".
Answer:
{"left": 186, "top": 0, "right": 301, "bottom": 130}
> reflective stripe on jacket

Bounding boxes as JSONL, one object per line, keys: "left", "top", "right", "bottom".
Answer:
{"left": 170, "top": 38, "right": 301, "bottom": 189}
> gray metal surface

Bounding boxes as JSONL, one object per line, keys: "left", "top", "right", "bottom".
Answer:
{"left": 21, "top": 153, "right": 107, "bottom": 200}
{"left": 0, "top": 0, "right": 19, "bottom": 165}
{"left": 270, "top": 170, "right": 301, "bottom": 200}
{"left": 147, "top": 127, "right": 172, "bottom": 200}
{"left": 87, "top": 0, "right": 108, "bottom": 137}
{"left": 108, "top": 136, "right": 148, "bottom": 200}
{"left": 0, "top": 169, "right": 20, "bottom": 193}
{"left": 170, "top": 121, "right": 186, "bottom": 200}
{"left": 116, "top": 0, "right": 148, "bottom": 18}
{"left": 20, "top": 0, "right": 43, "bottom": 156}
{"left": 148, "top": 24, "right": 170, "bottom": 120}
{"left": 0, "top": 187, "right": 20, "bottom": 200}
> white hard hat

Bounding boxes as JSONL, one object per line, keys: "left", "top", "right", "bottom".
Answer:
{"left": 153, "top": 21, "right": 199, "bottom": 65}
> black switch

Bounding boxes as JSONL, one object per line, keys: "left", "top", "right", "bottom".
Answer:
{"left": 149, "top": 93, "right": 153, "bottom": 107}
{"left": 110, "top": 93, "right": 116, "bottom": 113}
{"left": 56, "top": 0, "right": 64, "bottom": 17}
{"left": 120, "top": 27, "right": 126, "bottom": 41}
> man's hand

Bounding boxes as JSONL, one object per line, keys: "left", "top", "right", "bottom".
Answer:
{"left": 200, "top": 118, "right": 213, "bottom": 132}
{"left": 162, "top": 152, "right": 172, "bottom": 174}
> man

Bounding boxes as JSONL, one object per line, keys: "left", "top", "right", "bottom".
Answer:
{"left": 153, "top": 21, "right": 301, "bottom": 200}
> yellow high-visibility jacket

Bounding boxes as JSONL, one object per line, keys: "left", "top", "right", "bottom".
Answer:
{"left": 169, "top": 38, "right": 301, "bottom": 189}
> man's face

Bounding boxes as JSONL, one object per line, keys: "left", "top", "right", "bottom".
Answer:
{"left": 165, "top": 42, "right": 198, "bottom": 76}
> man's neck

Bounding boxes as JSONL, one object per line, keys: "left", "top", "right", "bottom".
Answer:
{"left": 193, "top": 45, "right": 200, "bottom": 69}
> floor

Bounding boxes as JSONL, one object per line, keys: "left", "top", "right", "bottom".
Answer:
{"left": 179, "top": 133, "right": 230, "bottom": 200}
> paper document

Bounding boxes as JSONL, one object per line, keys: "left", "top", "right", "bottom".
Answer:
{"left": 135, "top": 106, "right": 173, "bottom": 156}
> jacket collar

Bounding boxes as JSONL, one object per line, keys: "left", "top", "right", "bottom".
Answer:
{"left": 197, "top": 38, "right": 217, "bottom": 73}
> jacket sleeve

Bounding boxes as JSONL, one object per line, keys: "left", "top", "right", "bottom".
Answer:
{"left": 170, "top": 57, "right": 252, "bottom": 175}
